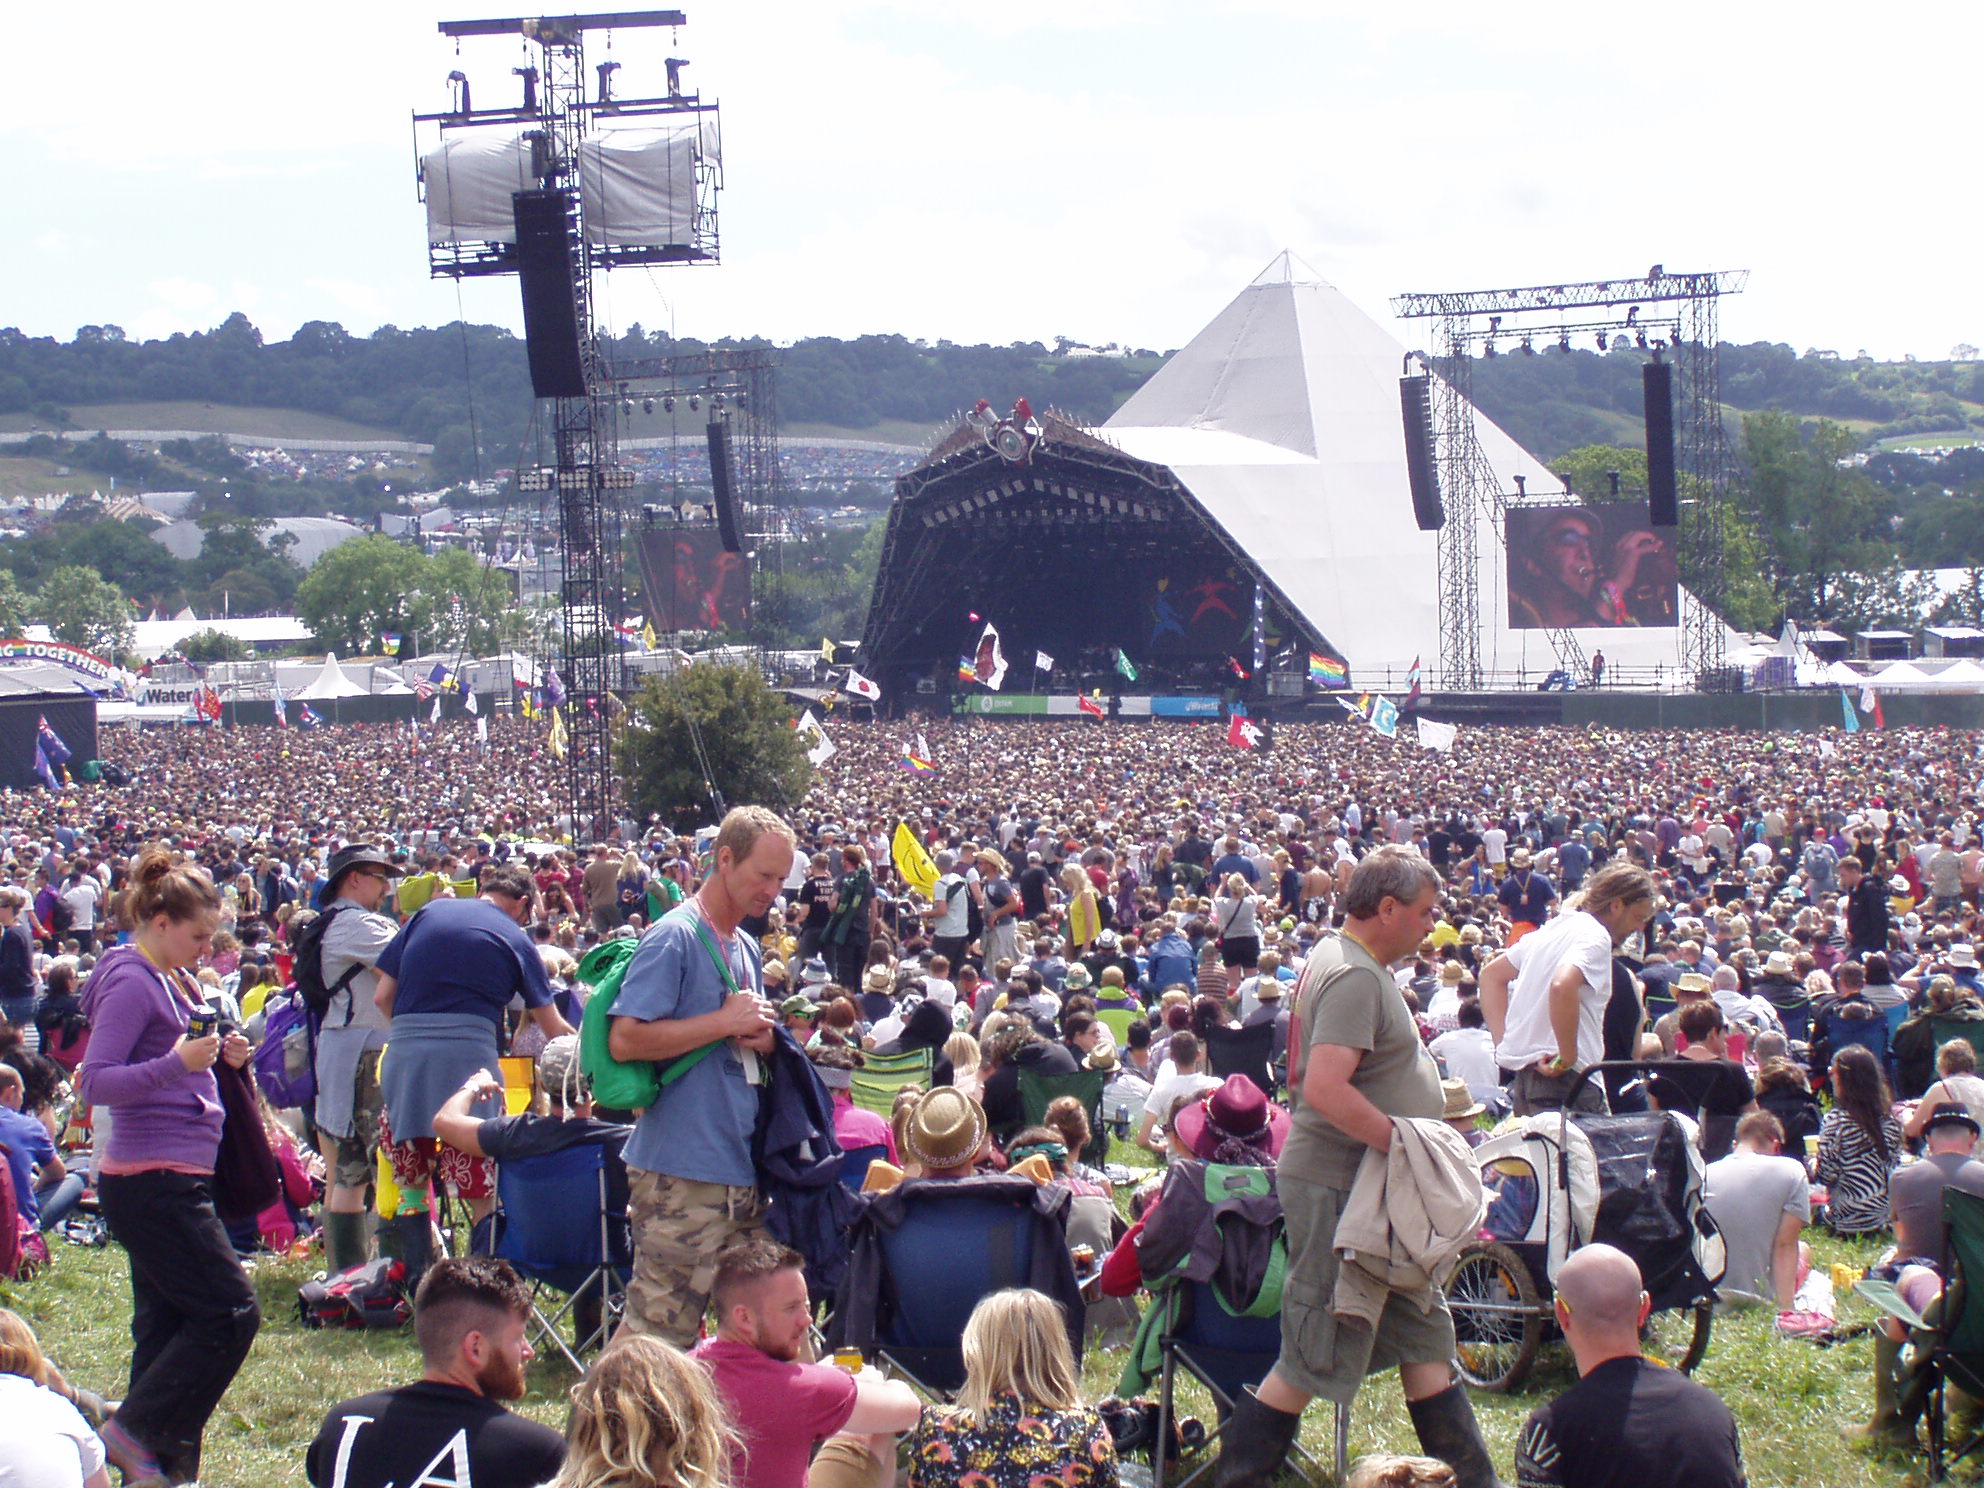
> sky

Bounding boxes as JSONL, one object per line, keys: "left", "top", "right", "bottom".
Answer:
{"left": 8, "top": 0, "right": 1981, "bottom": 362}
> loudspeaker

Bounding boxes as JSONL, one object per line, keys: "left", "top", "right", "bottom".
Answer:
{"left": 1643, "top": 360, "right": 1677, "bottom": 527}
{"left": 512, "top": 190, "right": 587, "bottom": 399}
{"left": 707, "top": 421, "right": 743, "bottom": 553}
{"left": 1399, "top": 375, "right": 1442, "bottom": 531}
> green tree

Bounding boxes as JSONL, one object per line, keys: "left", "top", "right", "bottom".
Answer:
{"left": 1737, "top": 411, "right": 1900, "bottom": 625}
{"left": 177, "top": 627, "right": 253, "bottom": 664}
{"left": 0, "top": 571, "right": 29, "bottom": 637}
{"left": 37, "top": 564, "right": 134, "bottom": 656}
{"left": 427, "top": 548, "right": 530, "bottom": 652}
{"left": 615, "top": 664, "right": 811, "bottom": 830}
{"left": 295, "top": 535, "right": 431, "bottom": 652}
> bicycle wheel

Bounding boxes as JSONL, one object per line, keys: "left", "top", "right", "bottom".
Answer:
{"left": 1446, "top": 1241, "right": 1543, "bottom": 1393}
{"left": 1642, "top": 1301, "right": 1713, "bottom": 1374}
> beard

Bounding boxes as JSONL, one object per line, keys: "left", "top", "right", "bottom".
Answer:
{"left": 475, "top": 1349, "right": 529, "bottom": 1401}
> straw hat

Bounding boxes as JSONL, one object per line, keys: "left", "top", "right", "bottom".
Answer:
{"left": 1441, "top": 1078, "right": 1486, "bottom": 1123}
{"left": 1950, "top": 944, "right": 1980, "bottom": 970}
{"left": 903, "top": 1088, "right": 987, "bottom": 1171}
{"left": 863, "top": 963, "right": 895, "bottom": 994}
{"left": 1763, "top": 951, "right": 1794, "bottom": 977}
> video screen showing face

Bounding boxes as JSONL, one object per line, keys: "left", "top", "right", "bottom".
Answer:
{"left": 1505, "top": 505, "right": 1678, "bottom": 630}
{"left": 636, "top": 528, "right": 751, "bottom": 633}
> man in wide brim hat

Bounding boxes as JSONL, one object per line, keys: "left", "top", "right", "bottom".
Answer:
{"left": 1172, "top": 1073, "right": 1290, "bottom": 1163}
{"left": 902, "top": 1087, "right": 988, "bottom": 1176}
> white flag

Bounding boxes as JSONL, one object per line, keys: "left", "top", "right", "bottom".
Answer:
{"left": 844, "top": 668, "right": 882, "bottom": 701}
{"left": 1035, "top": 650, "right": 1054, "bottom": 672}
{"left": 1818, "top": 737, "right": 1837, "bottom": 758}
{"left": 464, "top": 688, "right": 479, "bottom": 716}
{"left": 430, "top": 696, "right": 441, "bottom": 724}
{"left": 796, "top": 708, "right": 836, "bottom": 765}
{"left": 1859, "top": 684, "right": 1877, "bottom": 713}
{"left": 916, "top": 732, "right": 930, "bottom": 760}
{"left": 1416, "top": 716, "right": 1458, "bottom": 752}
{"left": 476, "top": 714, "right": 488, "bottom": 745}
{"left": 1369, "top": 695, "right": 1399, "bottom": 739}
{"left": 974, "top": 623, "right": 1008, "bottom": 691}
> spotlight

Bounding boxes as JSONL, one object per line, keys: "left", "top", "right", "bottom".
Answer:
{"left": 1558, "top": 333, "right": 1572, "bottom": 354}
{"left": 1626, "top": 306, "right": 1640, "bottom": 326}
{"left": 1520, "top": 337, "right": 1535, "bottom": 356}
{"left": 688, "top": 395, "right": 700, "bottom": 411}
{"left": 663, "top": 395, "right": 675, "bottom": 412}
{"left": 1482, "top": 340, "right": 1497, "bottom": 358}
{"left": 1596, "top": 332, "right": 1609, "bottom": 351}
{"left": 1635, "top": 331, "right": 1649, "bottom": 350}
{"left": 642, "top": 398, "right": 654, "bottom": 414}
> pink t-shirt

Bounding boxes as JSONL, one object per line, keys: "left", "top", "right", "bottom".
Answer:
{"left": 692, "top": 1337, "right": 858, "bottom": 1488}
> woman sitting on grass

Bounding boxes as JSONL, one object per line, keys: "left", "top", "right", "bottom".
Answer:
{"left": 1816, "top": 1045, "right": 1903, "bottom": 1236}
{"left": 550, "top": 1333, "right": 740, "bottom": 1488}
{"left": 0, "top": 1307, "right": 112, "bottom": 1488}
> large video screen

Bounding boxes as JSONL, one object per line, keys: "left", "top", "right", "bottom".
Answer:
{"left": 1143, "top": 568, "right": 1253, "bottom": 657}
{"left": 1504, "top": 505, "right": 1678, "bottom": 630}
{"left": 635, "top": 528, "right": 751, "bottom": 634}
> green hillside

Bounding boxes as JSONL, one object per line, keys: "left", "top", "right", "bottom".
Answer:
{"left": 0, "top": 401, "right": 412, "bottom": 442}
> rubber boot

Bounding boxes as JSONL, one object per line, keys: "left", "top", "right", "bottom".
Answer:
{"left": 323, "top": 1210, "right": 369, "bottom": 1275}
{"left": 1212, "top": 1388, "right": 1303, "bottom": 1488}
{"left": 389, "top": 1210, "right": 434, "bottom": 1298}
{"left": 1408, "top": 1382, "right": 1506, "bottom": 1488}
{"left": 1843, "top": 1330, "right": 1918, "bottom": 1449}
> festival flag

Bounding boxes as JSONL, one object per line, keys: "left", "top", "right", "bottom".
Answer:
{"left": 1078, "top": 693, "right": 1105, "bottom": 720}
{"left": 974, "top": 622, "right": 1008, "bottom": 691}
{"left": 900, "top": 752, "right": 936, "bottom": 774}
{"left": 614, "top": 622, "right": 640, "bottom": 648}
{"left": 380, "top": 633, "right": 402, "bottom": 657}
{"left": 1338, "top": 692, "right": 1375, "bottom": 720}
{"left": 1227, "top": 713, "right": 1262, "bottom": 749}
{"left": 298, "top": 704, "right": 323, "bottom": 729}
{"left": 1416, "top": 716, "right": 1457, "bottom": 752}
{"left": 1113, "top": 648, "right": 1139, "bottom": 683}
{"left": 795, "top": 709, "right": 836, "bottom": 765}
{"left": 1404, "top": 656, "right": 1423, "bottom": 710}
{"left": 32, "top": 741, "right": 58, "bottom": 791}
{"left": 464, "top": 688, "right": 479, "bottom": 716}
{"left": 196, "top": 684, "right": 223, "bottom": 723}
{"left": 820, "top": 636, "right": 835, "bottom": 665}
{"left": 272, "top": 676, "right": 288, "bottom": 727}
{"left": 893, "top": 823, "right": 938, "bottom": 898}
{"left": 519, "top": 693, "right": 538, "bottom": 721}
{"left": 1035, "top": 650, "right": 1054, "bottom": 672}
{"left": 1369, "top": 695, "right": 1400, "bottom": 738}
{"left": 640, "top": 619, "right": 657, "bottom": 650}
{"left": 1860, "top": 684, "right": 1884, "bottom": 729}
{"left": 1841, "top": 690, "right": 1860, "bottom": 733}
{"left": 548, "top": 707, "right": 568, "bottom": 760}
{"left": 413, "top": 675, "right": 436, "bottom": 701}
{"left": 1227, "top": 656, "right": 1250, "bottom": 681}
{"left": 476, "top": 714, "right": 489, "bottom": 746}
{"left": 844, "top": 668, "right": 882, "bottom": 702}
{"left": 543, "top": 669, "right": 567, "bottom": 709}
{"left": 429, "top": 695, "right": 442, "bottom": 725}
{"left": 915, "top": 732, "right": 930, "bottom": 760}
{"left": 957, "top": 657, "right": 977, "bottom": 685}
{"left": 36, "top": 716, "right": 71, "bottom": 766}
{"left": 1309, "top": 653, "right": 1348, "bottom": 688}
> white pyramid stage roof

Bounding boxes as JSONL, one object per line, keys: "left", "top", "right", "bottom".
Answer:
{"left": 293, "top": 651, "right": 371, "bottom": 700}
{"left": 1102, "top": 253, "right": 1737, "bottom": 681}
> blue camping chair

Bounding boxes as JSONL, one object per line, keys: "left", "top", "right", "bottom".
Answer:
{"left": 1151, "top": 1281, "right": 1335, "bottom": 1488}
{"left": 872, "top": 1187, "right": 1076, "bottom": 1397}
{"left": 484, "top": 1144, "right": 630, "bottom": 1371}
{"left": 837, "top": 1143, "right": 887, "bottom": 1192}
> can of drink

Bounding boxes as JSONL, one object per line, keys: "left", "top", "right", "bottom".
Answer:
{"left": 1804, "top": 1135, "right": 1821, "bottom": 1160}
{"left": 1830, "top": 1262, "right": 1862, "bottom": 1293}
{"left": 832, "top": 1348, "right": 863, "bottom": 1373}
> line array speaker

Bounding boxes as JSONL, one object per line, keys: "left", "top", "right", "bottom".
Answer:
{"left": 512, "top": 189, "right": 587, "bottom": 400}
{"left": 1643, "top": 360, "right": 1677, "bottom": 527}
{"left": 707, "top": 420, "right": 743, "bottom": 553}
{"left": 1399, "top": 375, "right": 1443, "bottom": 531}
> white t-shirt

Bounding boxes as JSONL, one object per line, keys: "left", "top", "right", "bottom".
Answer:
{"left": 58, "top": 878, "right": 100, "bottom": 931}
{"left": 1496, "top": 909, "right": 1615, "bottom": 1072}
{"left": 0, "top": 1373, "right": 106, "bottom": 1488}
{"left": 1143, "top": 1070, "right": 1222, "bottom": 1121}
{"left": 1481, "top": 827, "right": 1508, "bottom": 864}
{"left": 922, "top": 976, "right": 958, "bottom": 1010}
{"left": 1431, "top": 1027, "right": 1501, "bottom": 1102}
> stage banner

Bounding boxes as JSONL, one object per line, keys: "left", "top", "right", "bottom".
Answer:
{"left": 1151, "top": 696, "right": 1223, "bottom": 718}
{"left": 634, "top": 528, "right": 752, "bottom": 633}
{"left": 961, "top": 694, "right": 1049, "bottom": 716}
{"left": 1504, "top": 504, "right": 1677, "bottom": 630}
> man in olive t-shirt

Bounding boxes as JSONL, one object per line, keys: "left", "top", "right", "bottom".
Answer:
{"left": 1216, "top": 847, "right": 1503, "bottom": 1488}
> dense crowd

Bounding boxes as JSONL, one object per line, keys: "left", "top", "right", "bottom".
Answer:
{"left": 6, "top": 712, "right": 1984, "bottom": 1487}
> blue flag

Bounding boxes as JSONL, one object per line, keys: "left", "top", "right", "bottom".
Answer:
{"left": 299, "top": 704, "right": 324, "bottom": 729}
{"left": 35, "top": 715, "right": 71, "bottom": 765}
{"left": 1841, "top": 690, "right": 1860, "bottom": 733}
{"left": 1370, "top": 695, "right": 1400, "bottom": 739}
{"left": 32, "top": 741, "right": 58, "bottom": 790}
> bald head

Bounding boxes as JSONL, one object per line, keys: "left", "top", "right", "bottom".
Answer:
{"left": 1555, "top": 1244, "right": 1646, "bottom": 1332}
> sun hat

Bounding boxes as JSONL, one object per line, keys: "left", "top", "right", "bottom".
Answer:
{"left": 1064, "top": 965, "right": 1093, "bottom": 991}
{"left": 1924, "top": 1102, "right": 1982, "bottom": 1138}
{"left": 325, "top": 843, "right": 404, "bottom": 892}
{"left": 799, "top": 955, "right": 832, "bottom": 987}
{"left": 903, "top": 1087, "right": 987, "bottom": 1171}
{"left": 779, "top": 993, "right": 819, "bottom": 1019}
{"left": 1891, "top": 875, "right": 1912, "bottom": 893}
{"left": 863, "top": 963, "right": 894, "bottom": 994}
{"left": 1439, "top": 962, "right": 1468, "bottom": 984}
{"left": 1950, "top": 945, "right": 1980, "bottom": 969}
{"left": 1675, "top": 972, "right": 1712, "bottom": 995}
{"left": 1764, "top": 950, "right": 1795, "bottom": 977}
{"left": 1441, "top": 1077, "right": 1486, "bottom": 1122}
{"left": 1172, "top": 1074, "right": 1290, "bottom": 1162}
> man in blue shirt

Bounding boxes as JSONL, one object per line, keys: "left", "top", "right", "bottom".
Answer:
{"left": 609, "top": 805, "right": 794, "bottom": 1346}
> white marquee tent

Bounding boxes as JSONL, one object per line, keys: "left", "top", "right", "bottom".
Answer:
{"left": 1101, "top": 254, "right": 1740, "bottom": 683}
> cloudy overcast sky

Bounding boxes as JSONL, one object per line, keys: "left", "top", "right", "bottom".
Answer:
{"left": 9, "top": 0, "right": 1979, "bottom": 359}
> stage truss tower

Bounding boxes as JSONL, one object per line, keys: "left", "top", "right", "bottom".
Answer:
{"left": 1392, "top": 269, "right": 1745, "bottom": 688}
{"left": 417, "top": 10, "right": 722, "bottom": 837}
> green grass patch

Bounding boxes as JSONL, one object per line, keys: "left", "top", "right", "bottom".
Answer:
{"left": 0, "top": 1210, "right": 1929, "bottom": 1488}
{"left": 0, "top": 403, "right": 413, "bottom": 442}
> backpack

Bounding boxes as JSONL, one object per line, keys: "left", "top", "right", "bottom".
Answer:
{"left": 577, "top": 925, "right": 730, "bottom": 1112}
{"left": 297, "top": 1257, "right": 412, "bottom": 1329}
{"left": 253, "top": 988, "right": 319, "bottom": 1110}
{"left": 291, "top": 902, "right": 361, "bottom": 1020}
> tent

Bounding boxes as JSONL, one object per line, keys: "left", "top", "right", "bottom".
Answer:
{"left": 293, "top": 652, "right": 371, "bottom": 701}
{"left": 1096, "top": 253, "right": 1740, "bottom": 681}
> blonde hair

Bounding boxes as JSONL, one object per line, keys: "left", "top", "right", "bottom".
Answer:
{"left": 552, "top": 1334, "right": 739, "bottom": 1488}
{"left": 714, "top": 806, "right": 797, "bottom": 874}
{"left": 0, "top": 1308, "right": 49, "bottom": 1385}
{"left": 945, "top": 1031, "right": 981, "bottom": 1079}
{"left": 955, "top": 1288, "right": 1082, "bottom": 1418}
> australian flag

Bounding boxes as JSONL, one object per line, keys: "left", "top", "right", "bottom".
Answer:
{"left": 543, "top": 669, "right": 567, "bottom": 709}
{"left": 36, "top": 716, "right": 71, "bottom": 767}
{"left": 298, "top": 704, "right": 324, "bottom": 729}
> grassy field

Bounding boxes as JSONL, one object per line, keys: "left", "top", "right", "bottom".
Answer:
{"left": 0, "top": 402, "right": 413, "bottom": 442}
{"left": 0, "top": 456, "right": 107, "bottom": 501}
{"left": 0, "top": 1186, "right": 1924, "bottom": 1488}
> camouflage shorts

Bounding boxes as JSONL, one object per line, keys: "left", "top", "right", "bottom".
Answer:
{"left": 323, "top": 1050, "right": 384, "bottom": 1192}
{"left": 623, "top": 1169, "right": 765, "bottom": 1347}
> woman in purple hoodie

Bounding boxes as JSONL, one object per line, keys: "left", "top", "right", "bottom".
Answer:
{"left": 78, "top": 847, "right": 261, "bottom": 1487}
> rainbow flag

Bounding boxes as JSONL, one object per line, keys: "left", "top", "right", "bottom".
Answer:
{"left": 957, "top": 656, "right": 977, "bottom": 684}
{"left": 901, "top": 752, "right": 936, "bottom": 774}
{"left": 1309, "top": 653, "right": 1348, "bottom": 688}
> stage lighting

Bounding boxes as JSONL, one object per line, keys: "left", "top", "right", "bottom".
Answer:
{"left": 1482, "top": 340, "right": 1497, "bottom": 358}
{"left": 689, "top": 395, "right": 701, "bottom": 411}
{"left": 1520, "top": 338, "right": 1535, "bottom": 356}
{"left": 642, "top": 398, "right": 654, "bottom": 414}
{"left": 664, "top": 396, "right": 675, "bottom": 412}
{"left": 1513, "top": 474, "right": 1527, "bottom": 496}
{"left": 1596, "top": 332, "right": 1609, "bottom": 351}
{"left": 1558, "top": 333, "right": 1572, "bottom": 354}
{"left": 1636, "top": 331, "right": 1649, "bottom": 349}
{"left": 447, "top": 70, "right": 472, "bottom": 114}
{"left": 1626, "top": 306, "right": 1640, "bottom": 326}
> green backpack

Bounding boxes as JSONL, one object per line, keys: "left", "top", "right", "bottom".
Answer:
{"left": 576, "top": 930, "right": 727, "bottom": 1110}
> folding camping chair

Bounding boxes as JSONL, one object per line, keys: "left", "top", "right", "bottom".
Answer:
{"left": 1017, "top": 1065, "right": 1108, "bottom": 1162}
{"left": 1855, "top": 1186, "right": 1984, "bottom": 1482}
{"left": 851, "top": 1048, "right": 933, "bottom": 1117}
{"left": 482, "top": 1143, "right": 630, "bottom": 1372}
{"left": 837, "top": 1143, "right": 887, "bottom": 1192}
{"left": 1932, "top": 1015, "right": 1984, "bottom": 1072}
{"left": 1203, "top": 1023, "right": 1278, "bottom": 1099}
{"left": 865, "top": 1183, "right": 1078, "bottom": 1397}
{"left": 1149, "top": 1281, "right": 1335, "bottom": 1488}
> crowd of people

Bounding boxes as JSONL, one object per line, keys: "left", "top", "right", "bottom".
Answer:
{"left": 8, "top": 710, "right": 1984, "bottom": 1486}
